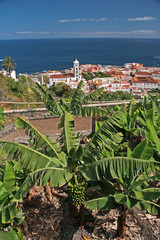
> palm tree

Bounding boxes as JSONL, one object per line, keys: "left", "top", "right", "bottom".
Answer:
{"left": 1, "top": 56, "right": 16, "bottom": 77}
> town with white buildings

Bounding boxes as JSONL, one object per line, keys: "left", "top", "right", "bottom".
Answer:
{"left": 2, "top": 59, "right": 160, "bottom": 97}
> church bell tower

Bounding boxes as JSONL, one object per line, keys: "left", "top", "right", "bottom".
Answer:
{"left": 74, "top": 59, "right": 79, "bottom": 81}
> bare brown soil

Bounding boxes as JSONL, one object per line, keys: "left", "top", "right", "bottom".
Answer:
{"left": 20, "top": 186, "right": 160, "bottom": 240}
{"left": 2, "top": 116, "right": 92, "bottom": 142}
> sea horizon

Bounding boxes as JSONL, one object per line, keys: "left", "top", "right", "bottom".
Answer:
{"left": 0, "top": 38, "right": 160, "bottom": 74}
{"left": 1, "top": 37, "right": 160, "bottom": 40}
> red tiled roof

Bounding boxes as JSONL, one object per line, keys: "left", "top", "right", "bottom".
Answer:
{"left": 50, "top": 74, "right": 74, "bottom": 79}
{"left": 135, "top": 72, "right": 151, "bottom": 75}
{"left": 132, "top": 77, "right": 158, "bottom": 83}
{"left": 122, "top": 85, "right": 130, "bottom": 88}
{"left": 50, "top": 74, "right": 66, "bottom": 78}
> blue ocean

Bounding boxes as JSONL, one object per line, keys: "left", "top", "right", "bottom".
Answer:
{"left": 0, "top": 38, "right": 160, "bottom": 74}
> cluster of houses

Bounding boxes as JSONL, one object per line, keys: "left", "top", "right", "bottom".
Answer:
{"left": 2, "top": 59, "right": 160, "bottom": 96}
{"left": 86, "top": 63, "right": 160, "bottom": 95}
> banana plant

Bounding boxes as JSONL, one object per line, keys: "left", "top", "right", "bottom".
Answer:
{"left": 33, "top": 81, "right": 107, "bottom": 118}
{"left": 83, "top": 151, "right": 160, "bottom": 237}
{"left": 34, "top": 81, "right": 108, "bottom": 134}
{"left": 0, "top": 160, "right": 25, "bottom": 239}
{"left": 106, "top": 96, "right": 160, "bottom": 148}
{"left": 0, "top": 109, "right": 125, "bottom": 200}
{"left": 82, "top": 140, "right": 160, "bottom": 238}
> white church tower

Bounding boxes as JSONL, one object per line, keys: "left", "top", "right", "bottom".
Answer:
{"left": 74, "top": 59, "right": 80, "bottom": 81}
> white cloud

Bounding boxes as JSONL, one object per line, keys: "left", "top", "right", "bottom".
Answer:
{"left": 59, "top": 17, "right": 108, "bottom": 23}
{"left": 131, "top": 30, "right": 158, "bottom": 34}
{"left": 16, "top": 31, "right": 50, "bottom": 35}
{"left": 128, "top": 16, "right": 156, "bottom": 21}
{"left": 59, "top": 18, "right": 86, "bottom": 23}
{"left": 16, "top": 32, "right": 34, "bottom": 34}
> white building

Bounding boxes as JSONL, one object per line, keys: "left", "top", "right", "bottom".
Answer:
{"left": 49, "top": 74, "right": 76, "bottom": 86}
{"left": 48, "top": 59, "right": 81, "bottom": 87}
{"left": 3, "top": 70, "right": 17, "bottom": 81}
{"left": 74, "top": 59, "right": 80, "bottom": 81}
{"left": 132, "top": 77, "right": 159, "bottom": 89}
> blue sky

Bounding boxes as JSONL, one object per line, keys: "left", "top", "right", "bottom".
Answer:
{"left": 0, "top": 0, "right": 160, "bottom": 39}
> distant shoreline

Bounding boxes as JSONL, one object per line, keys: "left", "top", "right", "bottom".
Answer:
{"left": 0, "top": 38, "right": 160, "bottom": 74}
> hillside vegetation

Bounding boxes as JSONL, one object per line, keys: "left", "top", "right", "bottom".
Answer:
{"left": 0, "top": 74, "right": 37, "bottom": 102}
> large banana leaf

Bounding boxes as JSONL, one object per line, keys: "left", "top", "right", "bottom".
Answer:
{"left": 15, "top": 117, "right": 66, "bottom": 166}
{"left": 114, "top": 193, "right": 138, "bottom": 209}
{"left": 72, "top": 106, "right": 107, "bottom": 117}
{"left": 3, "top": 162, "right": 15, "bottom": 193}
{"left": 130, "top": 141, "right": 154, "bottom": 160}
{"left": 0, "top": 141, "right": 61, "bottom": 169}
{"left": 59, "top": 111, "right": 77, "bottom": 154}
{"left": 45, "top": 93, "right": 64, "bottom": 115}
{"left": 70, "top": 80, "right": 83, "bottom": 111}
{"left": 145, "top": 120, "right": 160, "bottom": 153}
{"left": 21, "top": 165, "right": 72, "bottom": 188}
{"left": 83, "top": 110, "right": 125, "bottom": 162}
{"left": 86, "top": 193, "right": 137, "bottom": 212}
{"left": 34, "top": 83, "right": 64, "bottom": 115}
{"left": 86, "top": 195, "right": 120, "bottom": 210}
{"left": 136, "top": 188, "right": 160, "bottom": 201}
{"left": 0, "top": 141, "right": 72, "bottom": 187}
{"left": 0, "top": 230, "right": 19, "bottom": 240}
{"left": 0, "top": 202, "right": 19, "bottom": 224}
{"left": 137, "top": 109, "right": 146, "bottom": 127}
{"left": 136, "top": 200, "right": 160, "bottom": 215}
{"left": 81, "top": 157, "right": 159, "bottom": 181}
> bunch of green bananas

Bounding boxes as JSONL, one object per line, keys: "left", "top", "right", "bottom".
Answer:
{"left": 68, "top": 181, "right": 85, "bottom": 207}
